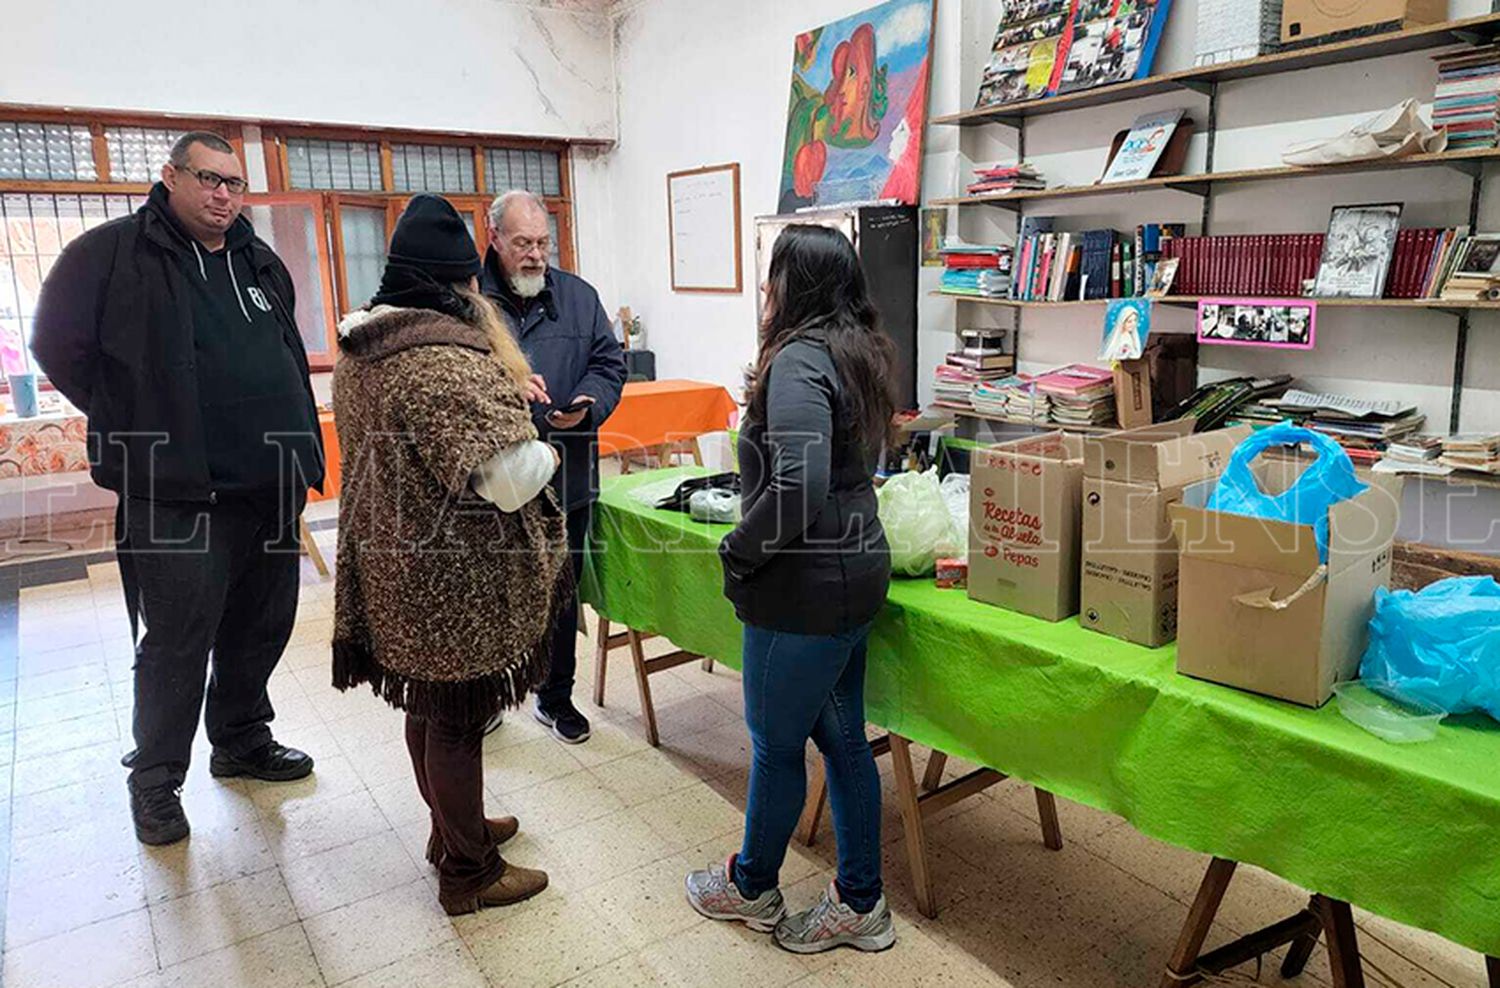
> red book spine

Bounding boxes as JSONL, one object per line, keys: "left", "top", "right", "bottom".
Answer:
{"left": 1261, "top": 234, "right": 1273, "bottom": 295}
{"left": 1308, "top": 234, "right": 1325, "bottom": 291}
{"left": 1389, "top": 230, "right": 1410, "bottom": 298}
{"left": 1282, "top": 234, "right": 1296, "bottom": 295}
{"left": 1179, "top": 237, "right": 1193, "bottom": 294}
{"left": 1253, "top": 235, "right": 1266, "bottom": 294}
{"left": 1232, "top": 235, "right": 1245, "bottom": 295}
{"left": 1270, "top": 234, "right": 1283, "bottom": 295}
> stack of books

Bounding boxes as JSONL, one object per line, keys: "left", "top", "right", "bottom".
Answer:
{"left": 932, "top": 329, "right": 1013, "bottom": 412}
{"left": 1389, "top": 227, "right": 1468, "bottom": 298}
{"left": 980, "top": 374, "right": 1051, "bottom": 424}
{"left": 1268, "top": 389, "right": 1425, "bottom": 465}
{"left": 940, "top": 244, "right": 1012, "bottom": 299}
{"left": 1438, "top": 233, "right": 1500, "bottom": 300}
{"left": 1440, "top": 433, "right": 1500, "bottom": 474}
{"left": 1373, "top": 435, "right": 1448, "bottom": 476}
{"left": 1035, "top": 364, "right": 1115, "bottom": 427}
{"left": 1434, "top": 46, "right": 1500, "bottom": 151}
{"left": 966, "top": 162, "right": 1045, "bottom": 196}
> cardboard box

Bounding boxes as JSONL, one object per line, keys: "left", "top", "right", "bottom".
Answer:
{"left": 1168, "top": 459, "right": 1399, "bottom": 707}
{"left": 968, "top": 432, "right": 1084, "bottom": 621}
{"left": 1281, "top": 0, "right": 1445, "bottom": 45}
{"left": 1112, "top": 359, "right": 1153, "bottom": 430}
{"left": 1080, "top": 422, "right": 1249, "bottom": 647}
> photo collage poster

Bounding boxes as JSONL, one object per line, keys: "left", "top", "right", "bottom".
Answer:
{"left": 1058, "top": 0, "right": 1174, "bottom": 95}
{"left": 976, "top": 0, "right": 1174, "bottom": 108}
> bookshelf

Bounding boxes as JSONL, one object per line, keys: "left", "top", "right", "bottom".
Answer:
{"left": 935, "top": 12, "right": 1500, "bottom": 128}
{"left": 932, "top": 13, "right": 1500, "bottom": 435}
{"left": 929, "top": 147, "right": 1500, "bottom": 210}
{"left": 931, "top": 291, "right": 1500, "bottom": 312}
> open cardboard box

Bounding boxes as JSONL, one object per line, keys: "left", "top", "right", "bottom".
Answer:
{"left": 968, "top": 432, "right": 1084, "bottom": 621}
{"left": 1168, "top": 457, "right": 1400, "bottom": 706}
{"left": 1081, "top": 421, "right": 1249, "bottom": 647}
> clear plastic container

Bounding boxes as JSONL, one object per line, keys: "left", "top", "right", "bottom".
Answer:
{"left": 1333, "top": 680, "right": 1447, "bottom": 744}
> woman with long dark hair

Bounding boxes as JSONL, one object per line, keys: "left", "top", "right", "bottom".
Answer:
{"left": 686, "top": 224, "right": 897, "bottom": 953}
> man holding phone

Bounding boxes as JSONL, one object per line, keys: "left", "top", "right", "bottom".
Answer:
{"left": 482, "top": 190, "right": 626, "bottom": 744}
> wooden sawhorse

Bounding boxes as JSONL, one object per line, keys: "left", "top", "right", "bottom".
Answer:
{"left": 592, "top": 617, "right": 713, "bottom": 747}
{"left": 797, "top": 734, "right": 1064, "bottom": 919}
{"left": 1163, "top": 857, "right": 1500, "bottom": 988}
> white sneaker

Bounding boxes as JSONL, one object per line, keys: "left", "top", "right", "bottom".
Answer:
{"left": 774, "top": 881, "right": 895, "bottom": 954}
{"left": 684, "top": 855, "right": 787, "bottom": 932}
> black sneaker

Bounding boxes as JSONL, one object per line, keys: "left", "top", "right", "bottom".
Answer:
{"left": 129, "top": 780, "right": 190, "bottom": 846}
{"left": 209, "top": 742, "right": 314, "bottom": 782}
{"left": 534, "top": 698, "right": 591, "bottom": 744}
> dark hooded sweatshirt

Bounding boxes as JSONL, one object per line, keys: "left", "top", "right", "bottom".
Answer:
{"left": 31, "top": 183, "right": 323, "bottom": 502}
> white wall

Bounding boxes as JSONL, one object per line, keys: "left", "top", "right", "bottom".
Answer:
{"left": 1, "top": 0, "right": 616, "bottom": 141}
{"left": 607, "top": 0, "right": 1500, "bottom": 435}
{"left": 606, "top": 0, "right": 964, "bottom": 398}
{"left": 1, "top": 0, "right": 619, "bottom": 300}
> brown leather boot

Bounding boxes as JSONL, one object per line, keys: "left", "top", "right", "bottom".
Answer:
{"left": 439, "top": 862, "right": 549, "bottom": 916}
{"left": 425, "top": 816, "right": 520, "bottom": 867}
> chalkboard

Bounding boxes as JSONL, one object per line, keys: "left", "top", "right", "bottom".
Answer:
{"left": 667, "top": 163, "right": 742, "bottom": 293}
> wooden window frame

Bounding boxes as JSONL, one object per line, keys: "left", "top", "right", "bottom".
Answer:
{"left": 242, "top": 192, "right": 340, "bottom": 371}
{"left": 0, "top": 104, "right": 246, "bottom": 193}
{"left": 327, "top": 193, "right": 390, "bottom": 315}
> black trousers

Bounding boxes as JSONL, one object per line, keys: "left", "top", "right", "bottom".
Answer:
{"left": 536, "top": 502, "right": 591, "bottom": 709}
{"left": 119, "top": 494, "right": 302, "bottom": 789}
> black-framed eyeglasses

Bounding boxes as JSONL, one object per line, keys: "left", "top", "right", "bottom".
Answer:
{"left": 178, "top": 165, "right": 248, "bottom": 196}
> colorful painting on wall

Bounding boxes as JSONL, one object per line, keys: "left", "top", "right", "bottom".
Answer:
{"left": 777, "top": 0, "right": 936, "bottom": 213}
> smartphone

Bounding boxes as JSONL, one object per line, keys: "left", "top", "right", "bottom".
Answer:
{"left": 550, "top": 397, "right": 591, "bottom": 416}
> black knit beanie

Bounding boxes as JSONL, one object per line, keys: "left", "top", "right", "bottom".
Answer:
{"left": 369, "top": 195, "right": 481, "bottom": 316}
{"left": 384, "top": 194, "right": 480, "bottom": 282}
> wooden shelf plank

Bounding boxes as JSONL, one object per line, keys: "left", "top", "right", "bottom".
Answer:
{"left": 934, "top": 13, "right": 1500, "bottom": 128}
{"left": 929, "top": 148, "right": 1500, "bottom": 209}
{"left": 930, "top": 291, "right": 1500, "bottom": 310}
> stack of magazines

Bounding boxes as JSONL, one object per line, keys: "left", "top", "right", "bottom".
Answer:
{"left": 940, "top": 244, "right": 1013, "bottom": 298}
{"left": 1035, "top": 364, "right": 1114, "bottom": 427}
{"left": 966, "top": 162, "right": 1045, "bottom": 196}
{"left": 1440, "top": 433, "right": 1500, "bottom": 474}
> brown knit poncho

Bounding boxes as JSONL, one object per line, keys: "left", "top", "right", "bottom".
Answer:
{"left": 331, "top": 305, "right": 568, "bottom": 722}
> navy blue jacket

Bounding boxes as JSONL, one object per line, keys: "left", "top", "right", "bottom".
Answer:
{"left": 480, "top": 249, "right": 626, "bottom": 511}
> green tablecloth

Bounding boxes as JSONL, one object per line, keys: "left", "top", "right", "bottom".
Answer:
{"left": 582, "top": 467, "right": 1500, "bottom": 956}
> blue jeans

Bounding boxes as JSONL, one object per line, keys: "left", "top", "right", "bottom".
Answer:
{"left": 733, "top": 622, "right": 882, "bottom": 913}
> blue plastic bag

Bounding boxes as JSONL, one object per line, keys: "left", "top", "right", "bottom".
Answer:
{"left": 1206, "top": 422, "right": 1367, "bottom": 562}
{"left": 1361, "top": 576, "right": 1500, "bottom": 722}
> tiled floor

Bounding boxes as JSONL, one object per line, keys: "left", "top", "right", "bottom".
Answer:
{"left": 0, "top": 505, "right": 1489, "bottom": 987}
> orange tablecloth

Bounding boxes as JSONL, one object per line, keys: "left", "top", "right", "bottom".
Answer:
{"left": 308, "top": 409, "right": 340, "bottom": 502}
{"left": 596, "top": 379, "right": 738, "bottom": 456}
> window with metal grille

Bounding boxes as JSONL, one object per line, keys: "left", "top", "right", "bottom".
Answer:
{"left": 104, "top": 126, "right": 189, "bottom": 183}
{"left": 484, "top": 147, "right": 561, "bottom": 197}
{"left": 0, "top": 122, "right": 97, "bottom": 182}
{"left": 286, "top": 138, "right": 382, "bottom": 191}
{"left": 390, "top": 143, "right": 476, "bottom": 193}
{"left": 0, "top": 193, "right": 145, "bottom": 373}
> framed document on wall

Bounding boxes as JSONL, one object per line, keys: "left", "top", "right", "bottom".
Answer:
{"left": 667, "top": 163, "right": 743, "bottom": 293}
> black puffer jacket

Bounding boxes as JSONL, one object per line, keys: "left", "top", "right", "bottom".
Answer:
{"left": 31, "top": 184, "right": 323, "bottom": 502}
{"left": 719, "top": 334, "right": 891, "bottom": 635}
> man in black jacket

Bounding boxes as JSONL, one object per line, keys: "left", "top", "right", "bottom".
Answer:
{"left": 32, "top": 132, "right": 324, "bottom": 846}
{"left": 481, "top": 190, "right": 625, "bottom": 744}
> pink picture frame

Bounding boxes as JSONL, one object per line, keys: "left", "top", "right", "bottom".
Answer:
{"left": 1196, "top": 297, "right": 1317, "bottom": 350}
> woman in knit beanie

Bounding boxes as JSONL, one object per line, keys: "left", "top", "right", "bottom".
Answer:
{"left": 331, "top": 194, "right": 567, "bottom": 914}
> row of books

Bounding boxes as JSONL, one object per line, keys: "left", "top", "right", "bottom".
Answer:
{"left": 1160, "top": 234, "right": 1324, "bottom": 297}
{"left": 940, "top": 244, "right": 1013, "bottom": 299}
{"left": 1011, "top": 222, "right": 1180, "bottom": 301}
{"left": 967, "top": 161, "right": 1045, "bottom": 196}
{"left": 1434, "top": 46, "right": 1500, "bottom": 151}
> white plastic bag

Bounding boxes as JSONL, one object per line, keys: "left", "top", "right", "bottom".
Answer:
{"left": 877, "top": 468, "right": 959, "bottom": 577}
{"left": 1281, "top": 98, "right": 1446, "bottom": 167}
{"left": 939, "top": 472, "right": 970, "bottom": 562}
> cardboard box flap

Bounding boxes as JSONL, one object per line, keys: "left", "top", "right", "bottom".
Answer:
{"left": 1170, "top": 502, "right": 1324, "bottom": 577}
{"left": 1085, "top": 422, "right": 1249, "bottom": 488}
{"left": 987, "top": 431, "right": 1084, "bottom": 465}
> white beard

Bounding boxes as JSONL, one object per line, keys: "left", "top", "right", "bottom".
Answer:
{"left": 509, "top": 272, "right": 546, "bottom": 298}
